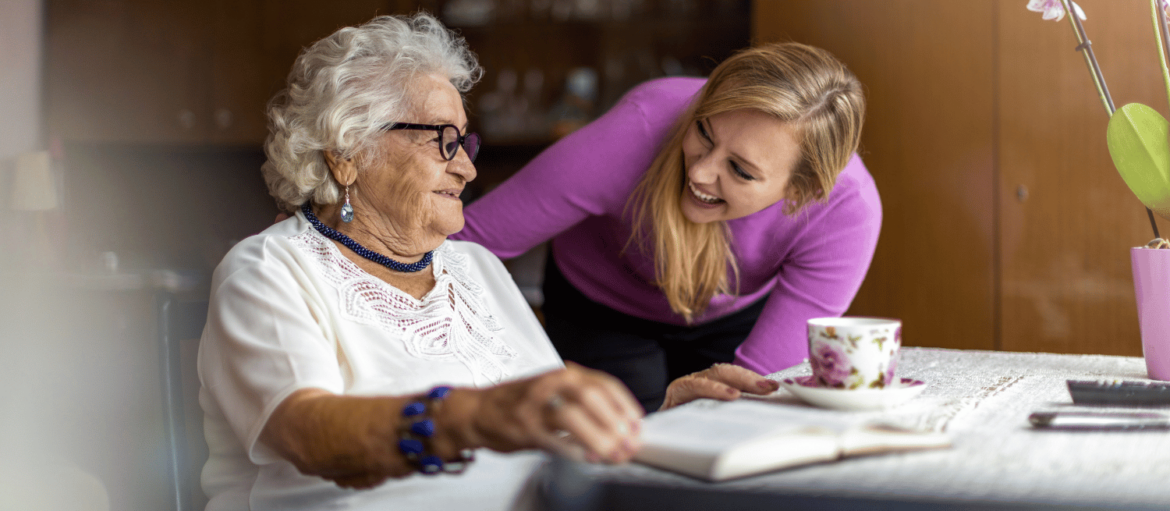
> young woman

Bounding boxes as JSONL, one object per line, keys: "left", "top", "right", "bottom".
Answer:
{"left": 452, "top": 43, "right": 880, "bottom": 412}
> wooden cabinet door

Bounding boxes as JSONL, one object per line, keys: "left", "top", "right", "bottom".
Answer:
{"left": 207, "top": 0, "right": 399, "bottom": 145}
{"left": 997, "top": 0, "right": 1170, "bottom": 356}
{"left": 46, "top": 0, "right": 398, "bottom": 146}
{"left": 753, "top": 0, "right": 999, "bottom": 351}
{"left": 207, "top": 0, "right": 273, "bottom": 145}
{"left": 46, "top": 0, "right": 213, "bottom": 143}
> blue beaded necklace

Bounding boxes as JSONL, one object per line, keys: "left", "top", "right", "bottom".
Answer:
{"left": 301, "top": 203, "right": 434, "bottom": 273}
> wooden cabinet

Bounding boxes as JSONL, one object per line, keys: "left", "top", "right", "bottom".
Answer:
{"left": 205, "top": 0, "right": 271, "bottom": 145}
{"left": 46, "top": 0, "right": 749, "bottom": 148}
{"left": 45, "top": 0, "right": 280, "bottom": 144}
{"left": 46, "top": 0, "right": 214, "bottom": 143}
{"left": 45, "top": 0, "right": 391, "bottom": 145}
{"left": 754, "top": 0, "right": 1170, "bottom": 356}
{"left": 45, "top": 0, "right": 751, "bottom": 215}
{"left": 996, "top": 0, "right": 1170, "bottom": 355}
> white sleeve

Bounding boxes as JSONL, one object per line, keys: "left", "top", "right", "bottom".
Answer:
{"left": 198, "top": 241, "right": 344, "bottom": 464}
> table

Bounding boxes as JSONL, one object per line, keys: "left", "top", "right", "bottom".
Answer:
{"left": 537, "top": 348, "right": 1170, "bottom": 510}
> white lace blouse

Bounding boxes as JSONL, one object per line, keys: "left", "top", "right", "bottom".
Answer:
{"left": 198, "top": 212, "right": 563, "bottom": 511}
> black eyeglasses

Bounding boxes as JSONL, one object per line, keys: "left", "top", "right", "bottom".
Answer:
{"left": 383, "top": 123, "right": 481, "bottom": 162}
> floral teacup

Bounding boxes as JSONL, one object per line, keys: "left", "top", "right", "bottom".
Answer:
{"left": 808, "top": 317, "right": 902, "bottom": 390}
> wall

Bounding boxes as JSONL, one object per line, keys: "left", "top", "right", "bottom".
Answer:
{"left": 1, "top": 4, "right": 116, "bottom": 510}
{"left": 0, "top": 0, "right": 42, "bottom": 159}
{"left": 754, "top": 0, "right": 1170, "bottom": 356}
{"left": 0, "top": 0, "right": 44, "bottom": 248}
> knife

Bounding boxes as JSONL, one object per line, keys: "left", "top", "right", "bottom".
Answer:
{"left": 1029, "top": 411, "right": 1170, "bottom": 430}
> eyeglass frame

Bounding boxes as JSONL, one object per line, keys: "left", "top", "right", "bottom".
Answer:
{"left": 382, "top": 122, "right": 480, "bottom": 162}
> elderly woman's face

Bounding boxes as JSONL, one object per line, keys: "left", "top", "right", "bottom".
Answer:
{"left": 360, "top": 73, "right": 476, "bottom": 245}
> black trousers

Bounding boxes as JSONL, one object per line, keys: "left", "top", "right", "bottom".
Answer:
{"left": 541, "top": 254, "right": 767, "bottom": 412}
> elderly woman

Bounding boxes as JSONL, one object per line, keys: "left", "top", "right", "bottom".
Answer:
{"left": 198, "top": 13, "right": 776, "bottom": 511}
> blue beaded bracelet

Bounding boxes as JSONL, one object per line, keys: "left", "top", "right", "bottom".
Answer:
{"left": 396, "top": 386, "right": 475, "bottom": 475}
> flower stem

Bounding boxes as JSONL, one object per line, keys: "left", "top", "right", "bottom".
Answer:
{"left": 1061, "top": 0, "right": 1160, "bottom": 238}
{"left": 1153, "top": 0, "right": 1170, "bottom": 123}
{"left": 1061, "top": 0, "right": 1115, "bottom": 115}
{"left": 1154, "top": 0, "right": 1169, "bottom": 239}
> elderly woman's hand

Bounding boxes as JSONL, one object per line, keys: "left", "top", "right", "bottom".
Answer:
{"left": 455, "top": 362, "right": 645, "bottom": 464}
{"left": 261, "top": 363, "right": 644, "bottom": 490}
{"left": 659, "top": 363, "right": 780, "bottom": 411}
{"left": 261, "top": 389, "right": 421, "bottom": 490}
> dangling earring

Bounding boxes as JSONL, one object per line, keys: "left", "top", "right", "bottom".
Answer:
{"left": 340, "top": 183, "right": 354, "bottom": 223}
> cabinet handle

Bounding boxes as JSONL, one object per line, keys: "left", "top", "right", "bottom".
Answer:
{"left": 1016, "top": 185, "right": 1029, "bottom": 202}
{"left": 215, "top": 108, "right": 234, "bottom": 130}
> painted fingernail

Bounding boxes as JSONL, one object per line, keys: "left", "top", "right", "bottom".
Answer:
{"left": 586, "top": 451, "right": 601, "bottom": 463}
{"left": 630, "top": 420, "right": 641, "bottom": 433}
{"left": 727, "top": 387, "right": 738, "bottom": 396}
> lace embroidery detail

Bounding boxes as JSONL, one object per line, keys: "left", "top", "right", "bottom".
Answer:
{"left": 289, "top": 229, "right": 517, "bottom": 384}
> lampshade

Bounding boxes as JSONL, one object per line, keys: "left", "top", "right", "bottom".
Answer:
{"left": 9, "top": 151, "right": 58, "bottom": 211}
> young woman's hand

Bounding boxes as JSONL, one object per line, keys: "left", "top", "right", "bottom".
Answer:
{"left": 659, "top": 363, "right": 779, "bottom": 411}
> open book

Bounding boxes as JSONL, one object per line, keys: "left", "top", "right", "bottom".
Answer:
{"left": 634, "top": 398, "right": 951, "bottom": 481}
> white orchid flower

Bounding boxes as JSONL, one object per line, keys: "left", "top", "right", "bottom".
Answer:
{"left": 1026, "top": 0, "right": 1086, "bottom": 22}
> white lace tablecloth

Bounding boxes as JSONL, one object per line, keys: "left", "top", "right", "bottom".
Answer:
{"left": 576, "top": 347, "right": 1170, "bottom": 508}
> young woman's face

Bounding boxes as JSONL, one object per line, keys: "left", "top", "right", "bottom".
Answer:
{"left": 679, "top": 109, "right": 801, "bottom": 224}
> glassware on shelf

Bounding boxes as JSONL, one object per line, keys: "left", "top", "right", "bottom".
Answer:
{"left": 661, "top": 56, "right": 684, "bottom": 76}
{"left": 478, "top": 69, "right": 518, "bottom": 140}
{"left": 572, "top": 0, "right": 603, "bottom": 20}
{"left": 530, "top": 0, "right": 553, "bottom": 19}
{"left": 479, "top": 68, "right": 553, "bottom": 143}
{"left": 550, "top": 67, "right": 598, "bottom": 139}
{"left": 539, "top": 0, "right": 647, "bottom": 22}
{"left": 550, "top": 0, "right": 574, "bottom": 21}
{"left": 521, "top": 69, "right": 549, "bottom": 139}
{"left": 443, "top": 0, "right": 496, "bottom": 26}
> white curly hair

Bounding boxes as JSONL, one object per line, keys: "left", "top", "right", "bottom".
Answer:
{"left": 262, "top": 13, "right": 482, "bottom": 212}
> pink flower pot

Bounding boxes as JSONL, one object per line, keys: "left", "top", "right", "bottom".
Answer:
{"left": 1132, "top": 247, "right": 1170, "bottom": 380}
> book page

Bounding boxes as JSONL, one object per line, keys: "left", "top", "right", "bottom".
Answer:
{"left": 636, "top": 399, "right": 857, "bottom": 479}
{"left": 636, "top": 399, "right": 948, "bottom": 481}
{"left": 640, "top": 403, "right": 813, "bottom": 455}
{"left": 839, "top": 424, "right": 952, "bottom": 457}
{"left": 712, "top": 427, "right": 839, "bottom": 481}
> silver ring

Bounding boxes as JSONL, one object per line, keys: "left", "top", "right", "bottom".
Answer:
{"left": 546, "top": 394, "right": 565, "bottom": 411}
{"left": 615, "top": 422, "right": 630, "bottom": 436}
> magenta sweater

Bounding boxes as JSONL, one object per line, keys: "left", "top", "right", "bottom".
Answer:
{"left": 452, "top": 77, "right": 882, "bottom": 374}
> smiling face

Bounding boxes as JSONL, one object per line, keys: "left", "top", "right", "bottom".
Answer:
{"left": 354, "top": 72, "right": 476, "bottom": 250}
{"left": 679, "top": 109, "right": 801, "bottom": 224}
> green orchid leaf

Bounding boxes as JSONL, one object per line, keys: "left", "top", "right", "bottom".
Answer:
{"left": 1106, "top": 102, "right": 1170, "bottom": 220}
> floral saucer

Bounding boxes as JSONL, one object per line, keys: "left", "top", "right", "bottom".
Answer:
{"left": 779, "top": 375, "right": 927, "bottom": 411}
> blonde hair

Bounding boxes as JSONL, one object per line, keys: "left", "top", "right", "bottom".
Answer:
{"left": 627, "top": 42, "right": 865, "bottom": 322}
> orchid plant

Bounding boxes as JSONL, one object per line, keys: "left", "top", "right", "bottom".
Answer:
{"left": 1029, "top": 0, "right": 1170, "bottom": 242}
